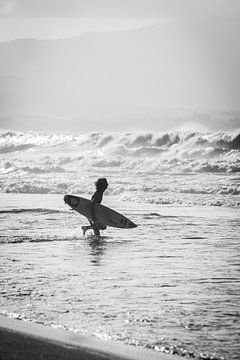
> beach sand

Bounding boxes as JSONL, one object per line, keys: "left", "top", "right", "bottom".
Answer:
{"left": 0, "top": 315, "right": 181, "bottom": 360}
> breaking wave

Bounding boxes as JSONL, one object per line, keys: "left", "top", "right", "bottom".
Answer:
{"left": 1, "top": 129, "right": 240, "bottom": 205}
{"left": 1, "top": 129, "right": 239, "bottom": 174}
{"left": 0, "top": 129, "right": 239, "bottom": 151}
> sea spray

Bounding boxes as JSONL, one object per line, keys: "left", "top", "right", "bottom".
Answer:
{"left": 0, "top": 129, "right": 239, "bottom": 206}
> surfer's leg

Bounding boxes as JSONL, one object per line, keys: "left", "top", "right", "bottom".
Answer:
{"left": 81, "top": 225, "right": 92, "bottom": 236}
{"left": 82, "top": 219, "right": 95, "bottom": 236}
{"left": 93, "top": 227, "right": 100, "bottom": 237}
{"left": 92, "top": 223, "right": 106, "bottom": 237}
{"left": 92, "top": 222, "right": 101, "bottom": 237}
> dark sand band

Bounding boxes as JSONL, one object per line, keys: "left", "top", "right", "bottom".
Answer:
{"left": 0, "top": 315, "right": 181, "bottom": 360}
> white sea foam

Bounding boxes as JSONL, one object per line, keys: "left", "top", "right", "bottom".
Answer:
{"left": 0, "top": 129, "right": 239, "bottom": 206}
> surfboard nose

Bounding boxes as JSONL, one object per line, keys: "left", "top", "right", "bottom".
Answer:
{"left": 64, "top": 194, "right": 80, "bottom": 207}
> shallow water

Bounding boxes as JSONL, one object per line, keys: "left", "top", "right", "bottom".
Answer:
{"left": 0, "top": 194, "right": 239, "bottom": 359}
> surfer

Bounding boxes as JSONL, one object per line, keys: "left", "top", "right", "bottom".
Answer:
{"left": 81, "top": 178, "right": 108, "bottom": 237}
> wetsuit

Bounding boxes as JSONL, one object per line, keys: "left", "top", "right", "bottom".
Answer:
{"left": 90, "top": 190, "right": 106, "bottom": 233}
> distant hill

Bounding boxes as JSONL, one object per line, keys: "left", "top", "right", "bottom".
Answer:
{"left": 0, "top": 25, "right": 239, "bottom": 131}
{"left": 0, "top": 27, "right": 169, "bottom": 117}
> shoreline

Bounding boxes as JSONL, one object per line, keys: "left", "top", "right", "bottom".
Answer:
{"left": 0, "top": 315, "right": 181, "bottom": 360}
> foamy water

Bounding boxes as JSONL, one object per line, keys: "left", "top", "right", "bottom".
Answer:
{"left": 0, "top": 129, "right": 240, "bottom": 207}
{"left": 0, "top": 129, "right": 240, "bottom": 359}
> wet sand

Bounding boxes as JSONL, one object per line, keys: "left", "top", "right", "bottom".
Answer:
{"left": 0, "top": 315, "right": 180, "bottom": 360}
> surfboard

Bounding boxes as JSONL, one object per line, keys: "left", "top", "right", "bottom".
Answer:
{"left": 64, "top": 194, "right": 137, "bottom": 229}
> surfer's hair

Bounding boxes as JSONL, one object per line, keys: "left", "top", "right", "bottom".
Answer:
{"left": 95, "top": 178, "right": 108, "bottom": 190}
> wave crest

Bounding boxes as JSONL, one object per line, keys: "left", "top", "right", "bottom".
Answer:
{"left": 1, "top": 129, "right": 240, "bottom": 202}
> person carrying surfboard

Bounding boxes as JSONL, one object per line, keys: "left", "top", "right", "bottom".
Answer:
{"left": 81, "top": 178, "right": 108, "bottom": 237}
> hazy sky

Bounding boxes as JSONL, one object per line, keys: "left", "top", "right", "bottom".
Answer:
{"left": 0, "top": 0, "right": 240, "bottom": 131}
{"left": 1, "top": 0, "right": 239, "bottom": 41}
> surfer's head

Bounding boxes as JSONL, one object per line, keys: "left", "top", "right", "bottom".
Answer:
{"left": 95, "top": 178, "right": 108, "bottom": 192}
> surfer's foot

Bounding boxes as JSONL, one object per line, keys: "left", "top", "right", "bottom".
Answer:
{"left": 81, "top": 226, "right": 87, "bottom": 236}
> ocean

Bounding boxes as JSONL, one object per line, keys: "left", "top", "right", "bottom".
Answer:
{"left": 0, "top": 129, "right": 240, "bottom": 359}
